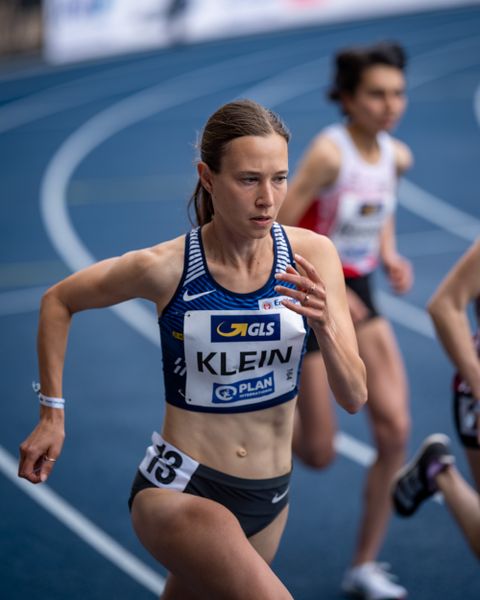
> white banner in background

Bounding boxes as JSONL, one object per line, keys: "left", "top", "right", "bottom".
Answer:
{"left": 44, "top": 0, "right": 474, "bottom": 64}
{"left": 44, "top": 0, "right": 172, "bottom": 64}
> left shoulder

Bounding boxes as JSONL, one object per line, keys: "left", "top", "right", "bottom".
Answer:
{"left": 389, "top": 137, "right": 413, "bottom": 175}
{"left": 281, "top": 225, "right": 339, "bottom": 263}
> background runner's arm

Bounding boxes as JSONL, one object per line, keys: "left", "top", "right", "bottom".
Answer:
{"left": 278, "top": 136, "right": 340, "bottom": 226}
{"left": 428, "top": 240, "right": 480, "bottom": 401}
{"left": 379, "top": 215, "right": 412, "bottom": 294}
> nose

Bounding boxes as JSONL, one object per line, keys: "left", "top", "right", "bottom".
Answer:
{"left": 256, "top": 181, "right": 274, "bottom": 207}
{"left": 386, "top": 93, "right": 404, "bottom": 116}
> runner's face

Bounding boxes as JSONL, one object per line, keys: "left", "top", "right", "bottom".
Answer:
{"left": 343, "top": 65, "right": 407, "bottom": 134}
{"left": 205, "top": 133, "right": 288, "bottom": 237}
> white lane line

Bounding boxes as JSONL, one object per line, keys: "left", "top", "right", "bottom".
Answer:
{"left": 474, "top": 80, "right": 480, "bottom": 126}
{"left": 0, "top": 37, "right": 320, "bottom": 135}
{"left": 0, "top": 444, "right": 165, "bottom": 595}
{"left": 399, "top": 179, "right": 480, "bottom": 243}
{"left": 334, "top": 432, "right": 376, "bottom": 467}
{"left": 377, "top": 291, "right": 436, "bottom": 339}
{"left": 1, "top": 18, "right": 477, "bottom": 136}
{"left": 334, "top": 430, "right": 443, "bottom": 505}
{"left": 0, "top": 286, "right": 47, "bottom": 317}
{"left": 395, "top": 229, "right": 469, "bottom": 257}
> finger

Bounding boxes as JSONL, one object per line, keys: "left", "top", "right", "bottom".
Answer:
{"left": 20, "top": 455, "right": 43, "bottom": 483}
{"left": 294, "top": 254, "right": 322, "bottom": 284}
{"left": 280, "top": 297, "right": 312, "bottom": 316}
{"left": 274, "top": 284, "right": 310, "bottom": 305}
{"left": 275, "top": 272, "right": 321, "bottom": 296}
{"left": 39, "top": 449, "right": 60, "bottom": 483}
{"left": 280, "top": 298, "right": 325, "bottom": 322}
{"left": 19, "top": 448, "right": 40, "bottom": 480}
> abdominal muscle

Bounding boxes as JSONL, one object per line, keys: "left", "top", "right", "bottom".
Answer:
{"left": 161, "top": 400, "right": 296, "bottom": 479}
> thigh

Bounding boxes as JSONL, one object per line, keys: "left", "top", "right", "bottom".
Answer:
{"left": 248, "top": 504, "right": 289, "bottom": 564}
{"left": 296, "top": 351, "right": 335, "bottom": 438}
{"left": 356, "top": 318, "right": 409, "bottom": 436}
{"left": 131, "top": 488, "right": 292, "bottom": 600}
{"left": 162, "top": 575, "right": 203, "bottom": 600}
{"left": 293, "top": 351, "right": 336, "bottom": 467}
{"left": 466, "top": 448, "right": 480, "bottom": 493}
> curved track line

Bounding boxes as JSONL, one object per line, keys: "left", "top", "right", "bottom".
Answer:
{"left": 0, "top": 444, "right": 165, "bottom": 595}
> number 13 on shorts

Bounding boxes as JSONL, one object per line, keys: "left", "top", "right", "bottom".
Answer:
{"left": 139, "top": 432, "right": 200, "bottom": 491}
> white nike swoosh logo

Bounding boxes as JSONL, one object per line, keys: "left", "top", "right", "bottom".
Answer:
{"left": 183, "top": 289, "right": 215, "bottom": 302}
{"left": 271, "top": 486, "right": 289, "bottom": 504}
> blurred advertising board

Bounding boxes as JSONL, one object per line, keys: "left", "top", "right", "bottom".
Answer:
{"left": 44, "top": 0, "right": 473, "bottom": 64}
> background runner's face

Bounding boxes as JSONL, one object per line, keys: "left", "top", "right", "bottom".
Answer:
{"left": 342, "top": 65, "right": 407, "bottom": 134}
{"left": 209, "top": 133, "right": 288, "bottom": 238}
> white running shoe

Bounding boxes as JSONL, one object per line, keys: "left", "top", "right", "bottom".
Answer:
{"left": 341, "top": 562, "right": 407, "bottom": 600}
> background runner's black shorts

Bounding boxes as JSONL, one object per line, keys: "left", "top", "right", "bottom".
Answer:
{"left": 453, "top": 373, "right": 480, "bottom": 449}
{"left": 306, "top": 272, "right": 380, "bottom": 353}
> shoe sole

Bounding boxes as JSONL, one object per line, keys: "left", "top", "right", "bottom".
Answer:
{"left": 391, "top": 433, "right": 453, "bottom": 516}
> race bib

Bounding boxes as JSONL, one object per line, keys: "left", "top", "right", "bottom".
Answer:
{"left": 183, "top": 308, "right": 305, "bottom": 409}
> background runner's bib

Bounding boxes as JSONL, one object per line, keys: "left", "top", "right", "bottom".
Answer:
{"left": 184, "top": 308, "right": 305, "bottom": 409}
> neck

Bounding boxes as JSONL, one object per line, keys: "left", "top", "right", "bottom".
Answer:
{"left": 202, "top": 219, "right": 273, "bottom": 271}
{"left": 346, "top": 122, "right": 380, "bottom": 159}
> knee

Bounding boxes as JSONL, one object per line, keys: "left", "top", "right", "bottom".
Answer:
{"left": 375, "top": 416, "right": 410, "bottom": 457}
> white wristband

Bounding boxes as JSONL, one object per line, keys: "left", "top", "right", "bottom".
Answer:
{"left": 33, "top": 382, "right": 65, "bottom": 410}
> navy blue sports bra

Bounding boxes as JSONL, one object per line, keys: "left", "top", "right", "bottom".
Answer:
{"left": 159, "top": 223, "right": 308, "bottom": 413}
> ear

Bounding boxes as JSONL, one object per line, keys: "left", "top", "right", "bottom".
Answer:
{"left": 339, "top": 92, "right": 355, "bottom": 117}
{"left": 197, "top": 162, "right": 214, "bottom": 194}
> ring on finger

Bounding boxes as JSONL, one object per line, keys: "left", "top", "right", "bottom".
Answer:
{"left": 309, "top": 284, "right": 316, "bottom": 294}
{"left": 43, "top": 455, "right": 57, "bottom": 463}
{"left": 303, "top": 293, "right": 310, "bottom": 305}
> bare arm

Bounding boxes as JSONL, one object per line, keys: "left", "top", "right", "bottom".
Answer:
{"left": 393, "top": 138, "right": 413, "bottom": 176}
{"left": 428, "top": 240, "right": 480, "bottom": 401}
{"left": 277, "top": 135, "right": 340, "bottom": 226}
{"left": 379, "top": 139, "right": 414, "bottom": 294}
{"left": 275, "top": 228, "right": 367, "bottom": 414}
{"left": 379, "top": 215, "right": 413, "bottom": 294}
{"left": 19, "top": 239, "right": 183, "bottom": 484}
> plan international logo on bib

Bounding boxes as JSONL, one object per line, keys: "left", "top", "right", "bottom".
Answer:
{"left": 211, "top": 314, "right": 280, "bottom": 343}
{"left": 212, "top": 372, "right": 275, "bottom": 403}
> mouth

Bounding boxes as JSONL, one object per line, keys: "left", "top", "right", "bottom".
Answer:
{"left": 250, "top": 216, "right": 272, "bottom": 223}
{"left": 382, "top": 115, "right": 398, "bottom": 125}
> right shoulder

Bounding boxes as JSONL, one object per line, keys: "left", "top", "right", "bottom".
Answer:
{"left": 125, "top": 234, "right": 186, "bottom": 304}
{"left": 296, "top": 132, "right": 342, "bottom": 187}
